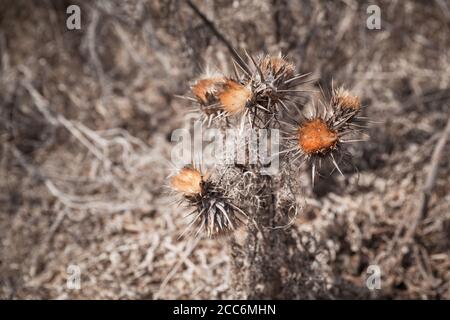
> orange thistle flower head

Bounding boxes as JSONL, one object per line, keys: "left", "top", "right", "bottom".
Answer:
{"left": 192, "top": 77, "right": 225, "bottom": 105}
{"left": 298, "top": 118, "right": 338, "bottom": 154}
{"left": 170, "top": 167, "right": 204, "bottom": 196}
{"left": 218, "top": 79, "right": 252, "bottom": 115}
{"left": 331, "top": 87, "right": 361, "bottom": 111}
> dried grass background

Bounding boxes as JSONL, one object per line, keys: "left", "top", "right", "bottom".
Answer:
{"left": 1, "top": 0, "right": 449, "bottom": 299}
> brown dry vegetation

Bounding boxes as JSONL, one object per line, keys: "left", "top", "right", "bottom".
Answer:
{"left": 1, "top": 0, "right": 449, "bottom": 299}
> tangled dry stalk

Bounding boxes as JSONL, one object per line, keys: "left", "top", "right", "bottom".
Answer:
{"left": 1, "top": 0, "right": 449, "bottom": 299}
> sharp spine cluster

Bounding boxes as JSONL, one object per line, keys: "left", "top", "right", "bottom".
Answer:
{"left": 170, "top": 167, "right": 246, "bottom": 238}
{"left": 283, "top": 86, "right": 365, "bottom": 185}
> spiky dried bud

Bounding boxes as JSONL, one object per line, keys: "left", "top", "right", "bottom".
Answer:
{"left": 250, "top": 54, "right": 301, "bottom": 113}
{"left": 218, "top": 79, "right": 253, "bottom": 115}
{"left": 170, "top": 167, "right": 204, "bottom": 196}
{"left": 283, "top": 87, "right": 367, "bottom": 183}
{"left": 189, "top": 77, "right": 227, "bottom": 125}
{"left": 192, "top": 77, "right": 225, "bottom": 106}
{"left": 331, "top": 87, "right": 361, "bottom": 111}
{"left": 170, "top": 167, "right": 246, "bottom": 238}
{"left": 258, "top": 55, "right": 295, "bottom": 79}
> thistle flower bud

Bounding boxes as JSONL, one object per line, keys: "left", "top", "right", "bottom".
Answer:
{"left": 251, "top": 54, "right": 307, "bottom": 105}
{"left": 258, "top": 55, "right": 295, "bottom": 79}
{"left": 170, "top": 167, "right": 204, "bottom": 196}
{"left": 283, "top": 87, "right": 367, "bottom": 183}
{"left": 331, "top": 87, "right": 361, "bottom": 111}
{"left": 170, "top": 167, "right": 246, "bottom": 238}
{"left": 218, "top": 79, "right": 253, "bottom": 115}
{"left": 189, "top": 77, "right": 228, "bottom": 126}
{"left": 192, "top": 77, "right": 225, "bottom": 106}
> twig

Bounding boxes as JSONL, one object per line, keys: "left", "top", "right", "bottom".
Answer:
{"left": 153, "top": 236, "right": 200, "bottom": 299}
{"left": 185, "top": 0, "right": 251, "bottom": 75}
{"left": 86, "top": 9, "right": 107, "bottom": 94}
{"left": 386, "top": 112, "right": 450, "bottom": 259}
{"left": 417, "top": 113, "right": 450, "bottom": 219}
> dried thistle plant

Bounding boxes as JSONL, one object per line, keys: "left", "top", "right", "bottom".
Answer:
{"left": 171, "top": 50, "right": 367, "bottom": 298}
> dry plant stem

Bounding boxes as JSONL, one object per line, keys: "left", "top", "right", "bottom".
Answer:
{"left": 154, "top": 236, "right": 200, "bottom": 299}
{"left": 236, "top": 175, "right": 279, "bottom": 297}
{"left": 417, "top": 113, "right": 450, "bottom": 219}
{"left": 402, "top": 112, "right": 450, "bottom": 243}
{"left": 245, "top": 177, "right": 284, "bottom": 299}
{"left": 185, "top": 0, "right": 251, "bottom": 75}
{"left": 229, "top": 131, "right": 299, "bottom": 299}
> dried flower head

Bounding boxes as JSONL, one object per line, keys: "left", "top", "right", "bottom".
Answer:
{"left": 298, "top": 118, "right": 338, "bottom": 154}
{"left": 218, "top": 79, "right": 253, "bottom": 115}
{"left": 283, "top": 87, "right": 366, "bottom": 184}
{"left": 331, "top": 87, "right": 361, "bottom": 111}
{"left": 170, "top": 167, "right": 204, "bottom": 196}
{"left": 187, "top": 77, "right": 228, "bottom": 126}
{"left": 192, "top": 77, "right": 225, "bottom": 106}
{"left": 247, "top": 53, "right": 312, "bottom": 125}
{"left": 170, "top": 167, "right": 246, "bottom": 238}
{"left": 258, "top": 55, "right": 295, "bottom": 79}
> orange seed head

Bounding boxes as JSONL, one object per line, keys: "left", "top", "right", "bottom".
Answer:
{"left": 170, "top": 167, "right": 203, "bottom": 195}
{"left": 218, "top": 80, "right": 252, "bottom": 115}
{"left": 298, "top": 119, "right": 338, "bottom": 154}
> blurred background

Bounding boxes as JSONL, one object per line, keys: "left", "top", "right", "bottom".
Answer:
{"left": 0, "top": 0, "right": 449, "bottom": 299}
